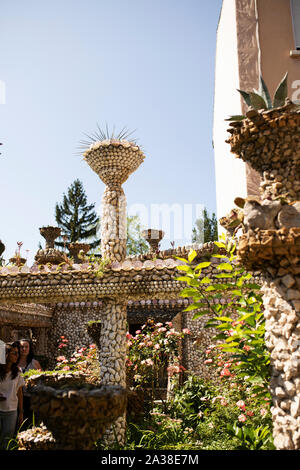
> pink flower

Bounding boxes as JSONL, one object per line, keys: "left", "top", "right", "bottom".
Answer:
{"left": 205, "top": 349, "right": 212, "bottom": 355}
{"left": 135, "top": 330, "right": 141, "bottom": 335}
{"left": 246, "top": 410, "right": 254, "bottom": 417}
{"left": 243, "top": 345, "right": 251, "bottom": 351}
{"left": 155, "top": 323, "right": 163, "bottom": 327}
{"left": 220, "top": 368, "right": 231, "bottom": 377}
{"left": 204, "top": 359, "right": 213, "bottom": 364}
{"left": 141, "top": 358, "right": 154, "bottom": 366}
{"left": 236, "top": 400, "right": 246, "bottom": 411}
{"left": 154, "top": 344, "right": 160, "bottom": 350}
{"left": 56, "top": 355, "right": 66, "bottom": 362}
{"left": 166, "top": 322, "right": 173, "bottom": 327}
{"left": 260, "top": 408, "right": 268, "bottom": 417}
{"left": 63, "top": 366, "right": 70, "bottom": 371}
{"left": 126, "top": 333, "right": 133, "bottom": 339}
{"left": 167, "top": 365, "right": 181, "bottom": 376}
{"left": 182, "top": 328, "right": 191, "bottom": 335}
{"left": 238, "top": 414, "right": 247, "bottom": 423}
{"left": 220, "top": 398, "right": 228, "bottom": 406}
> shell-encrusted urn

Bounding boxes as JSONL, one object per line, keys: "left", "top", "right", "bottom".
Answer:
{"left": 68, "top": 242, "right": 90, "bottom": 263}
{"left": 83, "top": 139, "right": 145, "bottom": 188}
{"left": 142, "top": 229, "right": 165, "bottom": 253}
{"left": 39, "top": 226, "right": 61, "bottom": 249}
{"left": 35, "top": 226, "right": 65, "bottom": 265}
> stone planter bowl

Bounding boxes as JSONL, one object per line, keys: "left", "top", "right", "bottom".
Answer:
{"left": 39, "top": 226, "right": 61, "bottom": 249}
{"left": 83, "top": 140, "right": 145, "bottom": 187}
{"left": 226, "top": 103, "right": 300, "bottom": 201}
{"left": 69, "top": 242, "right": 90, "bottom": 263}
{"left": 26, "top": 372, "right": 127, "bottom": 450}
{"left": 34, "top": 248, "right": 65, "bottom": 265}
{"left": 142, "top": 229, "right": 165, "bottom": 253}
{"left": 9, "top": 256, "right": 26, "bottom": 267}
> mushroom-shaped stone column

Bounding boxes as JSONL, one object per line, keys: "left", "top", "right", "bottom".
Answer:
{"left": 83, "top": 138, "right": 145, "bottom": 444}
{"left": 226, "top": 102, "right": 300, "bottom": 450}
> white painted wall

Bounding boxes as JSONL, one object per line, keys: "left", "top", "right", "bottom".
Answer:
{"left": 213, "top": 0, "right": 247, "bottom": 228}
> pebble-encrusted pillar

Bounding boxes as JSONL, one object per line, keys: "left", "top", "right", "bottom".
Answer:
{"left": 226, "top": 101, "right": 300, "bottom": 450}
{"left": 101, "top": 187, "right": 127, "bottom": 262}
{"left": 100, "top": 297, "right": 127, "bottom": 445}
{"left": 83, "top": 137, "right": 145, "bottom": 446}
{"left": 262, "top": 273, "right": 300, "bottom": 450}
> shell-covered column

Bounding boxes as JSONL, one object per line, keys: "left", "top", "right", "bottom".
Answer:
{"left": 263, "top": 276, "right": 300, "bottom": 450}
{"left": 227, "top": 102, "right": 300, "bottom": 450}
{"left": 237, "top": 230, "right": 300, "bottom": 449}
{"left": 99, "top": 297, "right": 128, "bottom": 445}
{"left": 101, "top": 186, "right": 127, "bottom": 261}
{"left": 83, "top": 136, "right": 145, "bottom": 445}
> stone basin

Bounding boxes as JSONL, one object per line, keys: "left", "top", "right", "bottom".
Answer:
{"left": 26, "top": 372, "right": 127, "bottom": 450}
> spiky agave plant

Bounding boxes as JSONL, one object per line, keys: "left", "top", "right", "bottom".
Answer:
{"left": 225, "top": 72, "right": 289, "bottom": 121}
{"left": 78, "top": 123, "right": 139, "bottom": 154}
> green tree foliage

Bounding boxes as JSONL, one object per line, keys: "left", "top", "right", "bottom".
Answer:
{"left": 191, "top": 208, "right": 218, "bottom": 244}
{"left": 126, "top": 215, "right": 148, "bottom": 256}
{"left": 176, "top": 235, "right": 270, "bottom": 398}
{"left": 0, "top": 240, "right": 5, "bottom": 266}
{"left": 55, "top": 179, "right": 100, "bottom": 249}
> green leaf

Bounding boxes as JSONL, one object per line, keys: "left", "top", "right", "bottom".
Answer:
{"left": 186, "top": 278, "right": 202, "bottom": 287}
{"left": 217, "top": 263, "right": 233, "bottom": 271}
{"left": 195, "top": 261, "right": 211, "bottom": 270}
{"left": 175, "top": 276, "right": 192, "bottom": 283}
{"left": 216, "top": 316, "right": 233, "bottom": 322}
{"left": 215, "top": 273, "right": 234, "bottom": 279}
{"left": 192, "top": 310, "right": 211, "bottom": 320}
{"left": 225, "top": 115, "right": 245, "bottom": 121}
{"left": 259, "top": 75, "right": 272, "bottom": 109}
{"left": 249, "top": 91, "right": 267, "bottom": 110}
{"left": 180, "top": 288, "right": 199, "bottom": 297}
{"left": 176, "top": 265, "right": 193, "bottom": 274}
{"left": 214, "top": 241, "right": 226, "bottom": 248}
{"left": 199, "top": 277, "right": 212, "bottom": 284}
{"left": 273, "top": 72, "right": 288, "bottom": 108}
{"left": 237, "top": 89, "right": 252, "bottom": 106}
{"left": 188, "top": 249, "right": 197, "bottom": 263}
{"left": 184, "top": 303, "right": 205, "bottom": 312}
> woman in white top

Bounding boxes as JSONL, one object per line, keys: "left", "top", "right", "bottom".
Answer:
{"left": 0, "top": 342, "right": 25, "bottom": 450}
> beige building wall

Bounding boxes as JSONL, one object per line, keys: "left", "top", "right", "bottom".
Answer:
{"left": 213, "top": 0, "right": 247, "bottom": 229}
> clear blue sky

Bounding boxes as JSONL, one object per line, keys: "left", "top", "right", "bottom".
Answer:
{"left": 0, "top": 0, "right": 222, "bottom": 265}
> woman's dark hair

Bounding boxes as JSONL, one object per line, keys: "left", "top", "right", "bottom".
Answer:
{"left": 18, "top": 338, "right": 34, "bottom": 367}
{"left": 0, "top": 342, "right": 21, "bottom": 381}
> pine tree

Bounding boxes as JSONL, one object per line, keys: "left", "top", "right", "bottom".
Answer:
{"left": 55, "top": 179, "right": 100, "bottom": 249}
{"left": 192, "top": 208, "right": 218, "bottom": 244}
{"left": 0, "top": 240, "right": 5, "bottom": 266}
